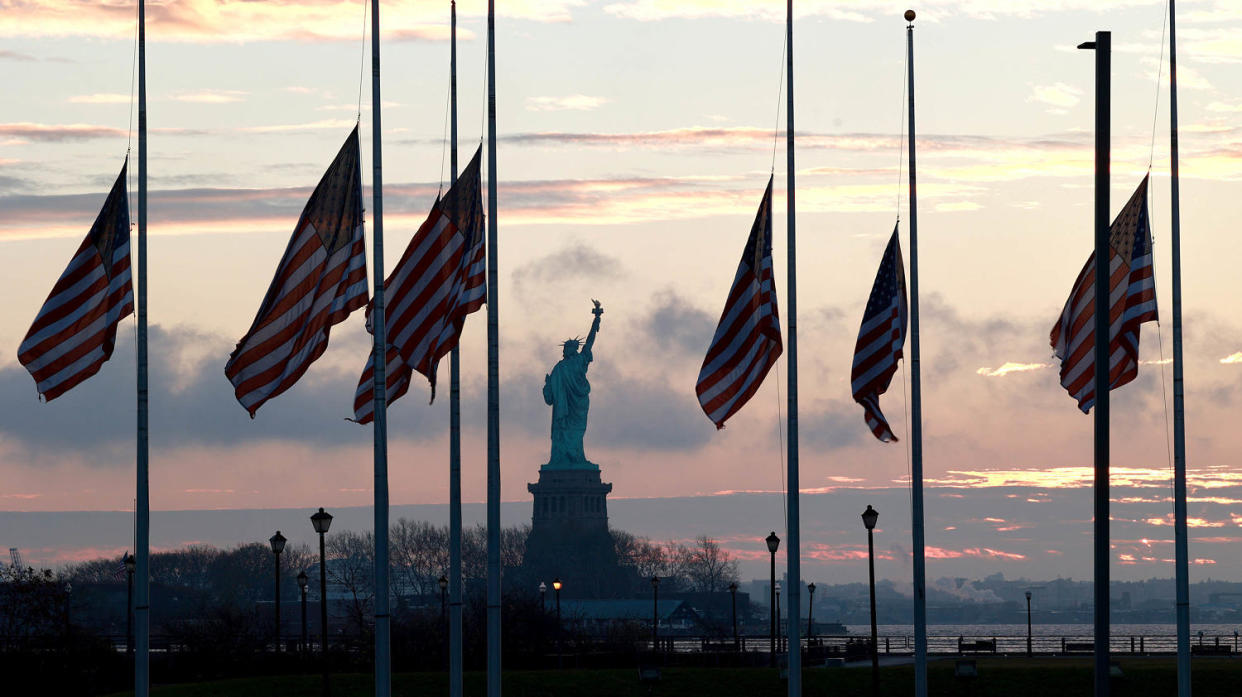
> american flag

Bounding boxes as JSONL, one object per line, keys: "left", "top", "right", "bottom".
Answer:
{"left": 1051, "top": 176, "right": 1158, "bottom": 413}
{"left": 696, "top": 178, "right": 782, "bottom": 429}
{"left": 351, "top": 147, "right": 485, "bottom": 424}
{"left": 850, "top": 225, "right": 907, "bottom": 442}
{"left": 225, "top": 127, "right": 369, "bottom": 417}
{"left": 18, "top": 160, "right": 134, "bottom": 402}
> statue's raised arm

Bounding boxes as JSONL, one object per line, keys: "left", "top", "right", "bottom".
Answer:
{"left": 584, "top": 299, "right": 603, "bottom": 355}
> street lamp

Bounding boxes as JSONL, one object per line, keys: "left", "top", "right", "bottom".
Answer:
{"left": 650, "top": 576, "right": 661, "bottom": 652}
{"left": 766, "top": 531, "right": 780, "bottom": 666}
{"left": 807, "top": 583, "right": 816, "bottom": 639}
{"left": 439, "top": 574, "right": 449, "bottom": 623}
{"left": 1025, "top": 590, "right": 1033, "bottom": 657}
{"left": 310, "top": 507, "right": 333, "bottom": 696}
{"left": 775, "top": 582, "right": 782, "bottom": 654}
{"left": 539, "top": 581, "right": 547, "bottom": 612}
{"left": 553, "top": 578, "right": 563, "bottom": 668}
{"left": 123, "top": 552, "right": 135, "bottom": 657}
{"left": 269, "top": 530, "right": 287, "bottom": 652}
{"left": 729, "top": 582, "right": 739, "bottom": 649}
{"left": 862, "top": 504, "right": 880, "bottom": 697}
{"left": 298, "top": 570, "right": 309, "bottom": 653}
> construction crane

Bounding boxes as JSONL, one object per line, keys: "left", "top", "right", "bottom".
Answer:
{"left": 8, "top": 547, "right": 23, "bottom": 568}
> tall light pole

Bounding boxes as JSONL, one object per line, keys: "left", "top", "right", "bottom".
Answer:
{"left": 766, "top": 531, "right": 780, "bottom": 667}
{"left": 862, "top": 504, "right": 880, "bottom": 697}
{"left": 1025, "top": 590, "right": 1033, "bottom": 657}
{"left": 123, "top": 552, "right": 135, "bottom": 658}
{"left": 269, "top": 531, "right": 287, "bottom": 652}
{"left": 310, "top": 507, "right": 333, "bottom": 696}
{"left": 298, "top": 570, "right": 309, "bottom": 654}
{"left": 439, "top": 575, "right": 449, "bottom": 624}
{"left": 807, "top": 583, "right": 816, "bottom": 639}
{"left": 650, "top": 576, "right": 660, "bottom": 652}
{"left": 729, "top": 582, "right": 739, "bottom": 649}
{"left": 553, "top": 578, "right": 563, "bottom": 668}
{"left": 775, "top": 582, "right": 782, "bottom": 654}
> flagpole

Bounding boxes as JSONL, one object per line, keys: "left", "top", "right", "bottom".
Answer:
{"left": 369, "top": 0, "right": 392, "bottom": 693}
{"left": 134, "top": 1, "right": 150, "bottom": 696}
{"left": 485, "top": 1, "right": 502, "bottom": 695}
{"left": 1169, "top": 2, "right": 1191, "bottom": 694}
{"left": 448, "top": 3, "right": 465, "bottom": 697}
{"left": 1079, "top": 30, "right": 1112, "bottom": 697}
{"left": 904, "top": 11, "right": 928, "bottom": 697}
{"left": 783, "top": 1, "right": 802, "bottom": 695}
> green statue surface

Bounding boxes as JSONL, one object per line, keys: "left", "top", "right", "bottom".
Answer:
{"left": 542, "top": 300, "right": 603, "bottom": 470}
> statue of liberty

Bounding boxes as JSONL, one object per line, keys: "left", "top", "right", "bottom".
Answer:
{"left": 542, "top": 299, "right": 603, "bottom": 470}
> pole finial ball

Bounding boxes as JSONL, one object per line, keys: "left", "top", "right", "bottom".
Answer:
{"left": 904, "top": 9, "right": 916, "bottom": 22}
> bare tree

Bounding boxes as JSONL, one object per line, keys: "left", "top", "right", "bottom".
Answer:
{"left": 614, "top": 531, "right": 668, "bottom": 580}
{"left": 682, "top": 536, "right": 739, "bottom": 594}
{"left": 326, "top": 530, "right": 374, "bottom": 634}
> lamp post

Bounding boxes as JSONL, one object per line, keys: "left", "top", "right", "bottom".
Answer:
{"left": 807, "top": 583, "right": 817, "bottom": 642}
{"left": 298, "top": 570, "right": 309, "bottom": 654}
{"left": 862, "top": 504, "right": 880, "bottom": 697}
{"left": 269, "top": 530, "right": 287, "bottom": 652}
{"left": 1025, "top": 590, "right": 1033, "bottom": 657}
{"left": 123, "top": 552, "right": 135, "bottom": 657}
{"left": 766, "top": 531, "right": 780, "bottom": 667}
{"left": 729, "top": 582, "right": 739, "bottom": 649}
{"left": 439, "top": 574, "right": 449, "bottom": 624}
{"left": 650, "top": 576, "right": 660, "bottom": 652}
{"left": 539, "top": 581, "right": 547, "bottom": 612}
{"left": 310, "top": 507, "right": 333, "bottom": 696}
{"left": 775, "top": 582, "right": 782, "bottom": 655}
{"left": 553, "top": 578, "right": 563, "bottom": 668}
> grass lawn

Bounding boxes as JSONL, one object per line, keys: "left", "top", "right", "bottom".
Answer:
{"left": 101, "top": 657, "right": 1242, "bottom": 696}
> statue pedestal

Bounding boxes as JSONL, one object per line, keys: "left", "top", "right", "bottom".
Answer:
{"left": 525, "top": 468, "right": 631, "bottom": 597}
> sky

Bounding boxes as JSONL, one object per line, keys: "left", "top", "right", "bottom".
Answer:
{"left": 2, "top": 1, "right": 1242, "bottom": 583}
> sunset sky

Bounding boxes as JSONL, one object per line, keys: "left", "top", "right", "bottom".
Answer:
{"left": 2, "top": 0, "right": 1241, "bottom": 582}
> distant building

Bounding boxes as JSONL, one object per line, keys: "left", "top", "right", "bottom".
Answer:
{"left": 559, "top": 598, "right": 703, "bottom": 634}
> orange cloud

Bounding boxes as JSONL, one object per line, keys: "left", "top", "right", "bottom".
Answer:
{"left": 0, "top": 0, "right": 565, "bottom": 42}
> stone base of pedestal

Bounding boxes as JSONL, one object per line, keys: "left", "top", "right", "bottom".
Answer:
{"left": 523, "top": 467, "right": 636, "bottom": 597}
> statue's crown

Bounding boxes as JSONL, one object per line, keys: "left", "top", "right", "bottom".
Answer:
{"left": 562, "top": 337, "right": 581, "bottom": 350}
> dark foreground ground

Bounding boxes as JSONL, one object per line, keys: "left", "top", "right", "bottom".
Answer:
{"left": 98, "top": 658, "right": 1242, "bottom": 697}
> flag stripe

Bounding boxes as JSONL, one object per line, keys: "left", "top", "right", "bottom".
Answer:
{"left": 353, "top": 147, "right": 487, "bottom": 423}
{"left": 225, "top": 128, "right": 369, "bottom": 417}
{"left": 1050, "top": 177, "right": 1158, "bottom": 413}
{"left": 696, "top": 178, "right": 782, "bottom": 430}
{"left": 850, "top": 224, "right": 907, "bottom": 443}
{"left": 18, "top": 160, "right": 133, "bottom": 401}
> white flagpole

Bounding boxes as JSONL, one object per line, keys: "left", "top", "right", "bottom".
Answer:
{"left": 904, "top": 11, "right": 928, "bottom": 697}
{"left": 1169, "top": 1, "right": 1191, "bottom": 694}
{"left": 783, "top": 1, "right": 802, "bottom": 695}
{"left": 448, "top": 3, "right": 465, "bottom": 697}
{"left": 485, "top": 1, "right": 502, "bottom": 695}
{"left": 369, "top": 0, "right": 392, "bottom": 693}
{"left": 134, "top": 1, "right": 150, "bottom": 695}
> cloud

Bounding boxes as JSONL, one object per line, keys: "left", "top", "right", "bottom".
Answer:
{"left": 641, "top": 291, "right": 716, "bottom": 358}
{"left": 602, "top": 0, "right": 1162, "bottom": 23}
{"left": 0, "top": 122, "right": 126, "bottom": 142}
{"left": 239, "top": 119, "right": 357, "bottom": 134}
{"left": 67, "top": 93, "right": 131, "bottom": 104}
{"left": 171, "top": 90, "right": 248, "bottom": 104}
{"left": 1220, "top": 352, "right": 1242, "bottom": 364}
{"left": 526, "top": 95, "right": 610, "bottom": 112}
{"left": 976, "top": 362, "right": 1052, "bottom": 378}
{"left": 0, "top": 0, "right": 575, "bottom": 42}
{"left": 1027, "top": 82, "right": 1082, "bottom": 110}
{"left": 512, "top": 241, "right": 624, "bottom": 295}
{"left": 0, "top": 49, "right": 36, "bottom": 61}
